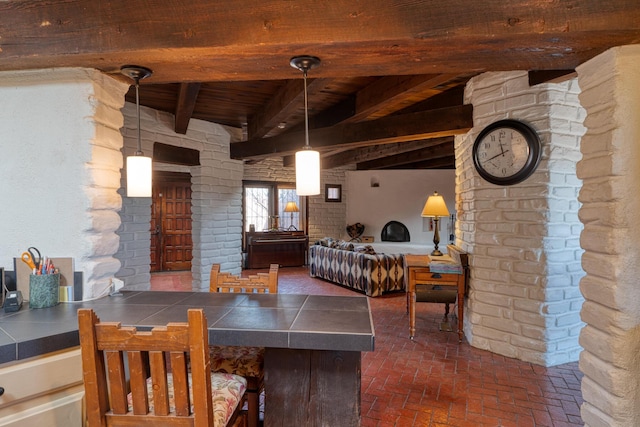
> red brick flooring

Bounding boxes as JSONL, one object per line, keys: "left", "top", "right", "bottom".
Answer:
{"left": 151, "top": 267, "right": 583, "bottom": 427}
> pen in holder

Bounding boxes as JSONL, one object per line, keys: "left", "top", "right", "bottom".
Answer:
{"left": 29, "top": 273, "right": 60, "bottom": 309}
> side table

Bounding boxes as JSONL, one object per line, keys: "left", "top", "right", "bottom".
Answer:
{"left": 405, "top": 249, "right": 468, "bottom": 342}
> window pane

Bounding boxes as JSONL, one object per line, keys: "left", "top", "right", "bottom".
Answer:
{"left": 279, "top": 188, "right": 300, "bottom": 230}
{"left": 245, "top": 187, "right": 270, "bottom": 231}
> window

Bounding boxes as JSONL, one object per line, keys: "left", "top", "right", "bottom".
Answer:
{"left": 243, "top": 181, "right": 303, "bottom": 232}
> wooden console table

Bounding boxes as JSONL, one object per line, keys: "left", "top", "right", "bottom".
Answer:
{"left": 405, "top": 246, "right": 468, "bottom": 342}
{"left": 245, "top": 231, "right": 308, "bottom": 269}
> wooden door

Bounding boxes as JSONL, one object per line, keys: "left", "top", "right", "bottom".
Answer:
{"left": 150, "top": 173, "right": 193, "bottom": 272}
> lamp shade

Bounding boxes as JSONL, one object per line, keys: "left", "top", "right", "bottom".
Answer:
{"left": 421, "top": 191, "right": 449, "bottom": 217}
{"left": 295, "top": 149, "right": 320, "bottom": 195}
{"left": 126, "top": 155, "right": 152, "bottom": 197}
{"left": 284, "top": 201, "right": 299, "bottom": 213}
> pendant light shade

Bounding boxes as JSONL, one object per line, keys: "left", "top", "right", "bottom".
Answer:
{"left": 290, "top": 55, "right": 321, "bottom": 196}
{"left": 295, "top": 148, "right": 320, "bottom": 195}
{"left": 126, "top": 155, "right": 152, "bottom": 197}
{"left": 121, "top": 65, "right": 153, "bottom": 197}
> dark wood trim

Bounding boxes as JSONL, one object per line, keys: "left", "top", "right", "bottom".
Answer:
{"left": 153, "top": 143, "right": 200, "bottom": 166}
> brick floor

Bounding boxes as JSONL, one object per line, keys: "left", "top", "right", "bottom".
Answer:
{"left": 151, "top": 267, "right": 584, "bottom": 427}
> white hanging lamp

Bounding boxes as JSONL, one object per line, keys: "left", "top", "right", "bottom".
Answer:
{"left": 121, "top": 65, "right": 153, "bottom": 197}
{"left": 290, "top": 56, "right": 321, "bottom": 196}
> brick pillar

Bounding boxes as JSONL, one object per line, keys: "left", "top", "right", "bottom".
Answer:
{"left": 457, "top": 71, "right": 585, "bottom": 366}
{"left": 576, "top": 45, "right": 640, "bottom": 427}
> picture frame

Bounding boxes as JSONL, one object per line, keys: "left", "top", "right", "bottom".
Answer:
{"left": 325, "top": 184, "right": 342, "bottom": 202}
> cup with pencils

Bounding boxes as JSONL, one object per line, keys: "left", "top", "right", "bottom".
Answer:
{"left": 27, "top": 256, "right": 60, "bottom": 309}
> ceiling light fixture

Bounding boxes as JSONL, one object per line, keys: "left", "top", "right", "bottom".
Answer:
{"left": 290, "top": 55, "right": 321, "bottom": 196}
{"left": 121, "top": 65, "right": 153, "bottom": 197}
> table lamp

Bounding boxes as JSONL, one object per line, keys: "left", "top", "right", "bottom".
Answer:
{"left": 421, "top": 191, "right": 450, "bottom": 256}
{"left": 284, "top": 201, "right": 299, "bottom": 230}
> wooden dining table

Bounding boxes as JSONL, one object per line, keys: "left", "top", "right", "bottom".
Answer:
{"left": 79, "top": 290, "right": 374, "bottom": 426}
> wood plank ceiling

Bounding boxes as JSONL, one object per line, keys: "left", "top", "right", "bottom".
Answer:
{"left": 2, "top": 0, "right": 639, "bottom": 170}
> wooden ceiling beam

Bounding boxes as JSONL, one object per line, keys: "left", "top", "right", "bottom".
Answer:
{"left": 246, "top": 78, "right": 333, "bottom": 139}
{"left": 345, "top": 74, "right": 462, "bottom": 122}
{"left": 320, "top": 137, "right": 454, "bottom": 169}
{"left": 356, "top": 142, "right": 454, "bottom": 170}
{"left": 247, "top": 79, "right": 303, "bottom": 139}
{"left": 380, "top": 155, "right": 456, "bottom": 170}
{"left": 1, "top": 1, "right": 638, "bottom": 82}
{"left": 174, "top": 82, "right": 201, "bottom": 134}
{"left": 231, "top": 104, "right": 472, "bottom": 160}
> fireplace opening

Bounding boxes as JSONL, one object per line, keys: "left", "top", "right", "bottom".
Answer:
{"left": 381, "top": 221, "right": 410, "bottom": 242}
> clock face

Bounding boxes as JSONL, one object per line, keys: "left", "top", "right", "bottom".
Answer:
{"left": 472, "top": 120, "right": 541, "bottom": 185}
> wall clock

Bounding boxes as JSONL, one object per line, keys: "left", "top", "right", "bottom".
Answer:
{"left": 472, "top": 119, "right": 542, "bottom": 186}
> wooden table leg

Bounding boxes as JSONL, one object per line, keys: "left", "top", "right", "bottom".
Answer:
{"left": 264, "top": 348, "right": 361, "bottom": 427}
{"left": 457, "top": 276, "right": 464, "bottom": 342}
{"left": 409, "top": 290, "right": 416, "bottom": 339}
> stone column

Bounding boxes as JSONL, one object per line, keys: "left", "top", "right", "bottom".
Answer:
{"left": 576, "top": 45, "right": 640, "bottom": 427}
{"left": 457, "top": 71, "right": 585, "bottom": 366}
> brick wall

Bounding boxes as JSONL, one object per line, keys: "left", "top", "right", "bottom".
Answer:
{"left": 576, "top": 45, "right": 640, "bottom": 427}
{"left": 458, "top": 71, "right": 585, "bottom": 366}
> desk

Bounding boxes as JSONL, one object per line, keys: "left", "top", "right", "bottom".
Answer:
{"left": 0, "top": 291, "right": 374, "bottom": 427}
{"left": 405, "top": 254, "right": 467, "bottom": 342}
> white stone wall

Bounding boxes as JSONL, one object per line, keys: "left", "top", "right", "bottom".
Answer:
{"left": 115, "top": 104, "right": 243, "bottom": 290}
{"left": 243, "top": 157, "right": 348, "bottom": 243}
{"left": 576, "top": 45, "right": 640, "bottom": 427}
{"left": 0, "top": 68, "right": 128, "bottom": 299}
{"left": 458, "top": 71, "right": 585, "bottom": 366}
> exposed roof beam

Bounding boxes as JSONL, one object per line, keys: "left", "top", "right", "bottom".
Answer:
{"left": 2, "top": 1, "right": 639, "bottom": 81}
{"left": 319, "top": 137, "right": 454, "bottom": 169}
{"left": 382, "top": 155, "right": 456, "bottom": 170}
{"left": 346, "top": 74, "right": 462, "bottom": 122}
{"left": 247, "top": 78, "right": 330, "bottom": 139}
{"left": 356, "top": 141, "right": 454, "bottom": 170}
{"left": 174, "top": 83, "right": 201, "bottom": 134}
{"left": 231, "top": 105, "right": 473, "bottom": 160}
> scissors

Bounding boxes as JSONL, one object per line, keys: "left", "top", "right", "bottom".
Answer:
{"left": 21, "top": 247, "right": 41, "bottom": 271}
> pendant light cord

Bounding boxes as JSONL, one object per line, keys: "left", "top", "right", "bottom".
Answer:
{"left": 135, "top": 78, "right": 143, "bottom": 156}
{"left": 303, "top": 69, "right": 310, "bottom": 149}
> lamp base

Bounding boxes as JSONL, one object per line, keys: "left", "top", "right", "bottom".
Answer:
{"left": 430, "top": 249, "right": 443, "bottom": 257}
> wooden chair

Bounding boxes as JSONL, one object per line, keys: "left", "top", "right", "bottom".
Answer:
{"left": 210, "top": 263, "right": 278, "bottom": 294}
{"left": 209, "top": 263, "right": 279, "bottom": 427}
{"left": 78, "top": 308, "right": 248, "bottom": 427}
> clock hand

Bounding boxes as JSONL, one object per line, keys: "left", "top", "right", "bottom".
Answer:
{"left": 483, "top": 149, "right": 510, "bottom": 163}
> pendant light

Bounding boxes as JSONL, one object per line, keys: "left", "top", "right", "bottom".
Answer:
{"left": 121, "top": 65, "right": 153, "bottom": 197}
{"left": 290, "top": 56, "right": 321, "bottom": 196}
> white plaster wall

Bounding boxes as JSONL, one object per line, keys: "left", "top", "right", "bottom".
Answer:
{"left": 576, "top": 45, "right": 640, "bottom": 427}
{"left": 458, "top": 71, "right": 585, "bottom": 366}
{"left": 115, "top": 104, "right": 244, "bottom": 290}
{"left": 346, "top": 170, "right": 455, "bottom": 245}
{"left": 0, "top": 68, "right": 128, "bottom": 299}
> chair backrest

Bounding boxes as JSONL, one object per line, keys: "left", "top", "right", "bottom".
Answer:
{"left": 78, "top": 308, "right": 214, "bottom": 427}
{"left": 209, "top": 264, "right": 278, "bottom": 294}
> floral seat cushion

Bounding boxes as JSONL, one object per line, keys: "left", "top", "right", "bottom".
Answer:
{"left": 210, "top": 345, "right": 264, "bottom": 380}
{"left": 127, "top": 372, "right": 247, "bottom": 426}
